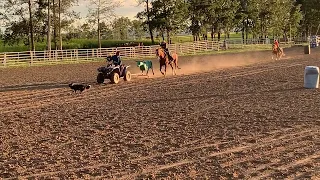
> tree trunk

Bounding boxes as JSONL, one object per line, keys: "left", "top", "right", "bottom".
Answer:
{"left": 242, "top": 20, "right": 245, "bottom": 44}
{"left": 98, "top": 0, "right": 101, "bottom": 49}
{"left": 28, "top": 0, "right": 35, "bottom": 51}
{"left": 245, "top": 30, "right": 248, "bottom": 42}
{"left": 53, "top": 0, "right": 57, "bottom": 50}
{"left": 218, "top": 31, "right": 221, "bottom": 41}
{"left": 47, "top": 0, "right": 51, "bottom": 51}
{"left": 161, "top": 30, "right": 165, "bottom": 41}
{"left": 211, "top": 26, "right": 214, "bottom": 41}
{"left": 58, "top": 0, "right": 62, "bottom": 50}
{"left": 166, "top": 28, "right": 170, "bottom": 44}
{"left": 146, "top": 0, "right": 154, "bottom": 44}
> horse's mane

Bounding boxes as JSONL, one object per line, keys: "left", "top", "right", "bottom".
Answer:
{"left": 156, "top": 48, "right": 166, "bottom": 58}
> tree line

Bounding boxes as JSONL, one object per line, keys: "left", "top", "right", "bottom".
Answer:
{"left": 138, "top": 0, "right": 320, "bottom": 43}
{"left": 0, "top": 0, "right": 320, "bottom": 51}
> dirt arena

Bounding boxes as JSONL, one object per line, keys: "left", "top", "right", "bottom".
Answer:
{"left": 0, "top": 46, "right": 319, "bottom": 179}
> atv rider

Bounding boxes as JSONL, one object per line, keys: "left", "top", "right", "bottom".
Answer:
{"left": 107, "top": 51, "right": 124, "bottom": 74}
{"left": 160, "top": 41, "right": 174, "bottom": 63}
{"left": 111, "top": 51, "right": 122, "bottom": 66}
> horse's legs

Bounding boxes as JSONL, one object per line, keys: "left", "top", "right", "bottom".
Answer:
{"left": 152, "top": 66, "right": 155, "bottom": 75}
{"left": 272, "top": 52, "right": 275, "bottom": 60}
{"left": 174, "top": 60, "right": 178, "bottom": 75}
{"left": 160, "top": 65, "right": 163, "bottom": 75}
{"left": 164, "top": 64, "right": 167, "bottom": 77}
{"left": 170, "top": 63, "right": 174, "bottom": 75}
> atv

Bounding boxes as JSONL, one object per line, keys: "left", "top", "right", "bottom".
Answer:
{"left": 97, "top": 63, "right": 132, "bottom": 84}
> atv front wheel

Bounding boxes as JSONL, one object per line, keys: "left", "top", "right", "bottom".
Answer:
{"left": 110, "top": 72, "right": 120, "bottom": 84}
{"left": 124, "top": 71, "right": 132, "bottom": 81}
{"left": 97, "top": 73, "right": 105, "bottom": 84}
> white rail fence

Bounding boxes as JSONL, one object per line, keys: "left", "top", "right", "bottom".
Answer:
{"left": 0, "top": 41, "right": 223, "bottom": 67}
{"left": 0, "top": 38, "right": 305, "bottom": 68}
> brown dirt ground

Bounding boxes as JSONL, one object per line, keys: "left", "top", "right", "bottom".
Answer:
{"left": 0, "top": 46, "right": 319, "bottom": 179}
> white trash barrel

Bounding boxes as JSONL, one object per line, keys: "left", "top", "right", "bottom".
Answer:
{"left": 304, "top": 66, "right": 319, "bottom": 89}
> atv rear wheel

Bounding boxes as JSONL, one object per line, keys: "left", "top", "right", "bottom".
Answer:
{"left": 110, "top": 72, "right": 120, "bottom": 84}
{"left": 124, "top": 71, "right": 132, "bottom": 81}
{"left": 97, "top": 73, "right": 105, "bottom": 84}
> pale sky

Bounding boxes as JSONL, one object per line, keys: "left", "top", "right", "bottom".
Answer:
{"left": 0, "top": 0, "right": 145, "bottom": 30}
{"left": 72, "top": 0, "right": 144, "bottom": 20}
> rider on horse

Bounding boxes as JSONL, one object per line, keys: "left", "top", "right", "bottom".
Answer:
{"left": 160, "top": 41, "right": 174, "bottom": 63}
{"left": 274, "top": 39, "right": 281, "bottom": 52}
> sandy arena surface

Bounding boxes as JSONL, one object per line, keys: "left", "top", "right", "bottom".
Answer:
{"left": 0, "top": 46, "right": 319, "bottom": 179}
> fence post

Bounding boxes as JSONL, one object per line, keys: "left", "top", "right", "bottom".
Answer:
{"left": 149, "top": 46, "right": 152, "bottom": 58}
{"left": 86, "top": 50, "right": 89, "bottom": 60}
{"left": 193, "top": 42, "right": 196, "bottom": 54}
{"left": 30, "top": 51, "right": 33, "bottom": 66}
{"left": 3, "top": 53, "right": 7, "bottom": 67}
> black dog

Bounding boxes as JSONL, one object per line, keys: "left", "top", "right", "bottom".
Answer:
{"left": 69, "top": 83, "right": 91, "bottom": 93}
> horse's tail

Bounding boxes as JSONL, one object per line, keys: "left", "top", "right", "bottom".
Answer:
{"left": 173, "top": 53, "right": 181, "bottom": 69}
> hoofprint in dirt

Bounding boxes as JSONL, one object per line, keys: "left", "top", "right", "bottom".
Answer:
{"left": 0, "top": 46, "right": 319, "bottom": 179}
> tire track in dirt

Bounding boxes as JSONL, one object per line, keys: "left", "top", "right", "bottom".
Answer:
{"left": 115, "top": 128, "right": 318, "bottom": 180}
{"left": 226, "top": 138, "right": 317, "bottom": 178}
{"left": 220, "top": 138, "right": 315, "bottom": 169}
{"left": 288, "top": 166, "right": 320, "bottom": 180}
{"left": 250, "top": 152, "right": 320, "bottom": 179}
{"left": 7, "top": 126, "right": 317, "bottom": 179}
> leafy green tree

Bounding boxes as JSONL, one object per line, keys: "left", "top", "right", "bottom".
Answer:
{"left": 187, "top": 0, "right": 206, "bottom": 41}
{"left": 149, "top": 0, "right": 188, "bottom": 43}
{"left": 137, "top": 0, "right": 155, "bottom": 43}
{"left": 112, "top": 17, "right": 132, "bottom": 40}
{"left": 87, "top": 0, "right": 121, "bottom": 48}
{"left": 131, "top": 19, "right": 146, "bottom": 40}
{"left": 298, "top": 0, "right": 320, "bottom": 37}
{"left": 0, "top": 28, "right": 3, "bottom": 39}
{"left": 0, "top": 0, "right": 33, "bottom": 49}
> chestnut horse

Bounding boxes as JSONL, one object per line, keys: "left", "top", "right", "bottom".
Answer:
{"left": 272, "top": 44, "right": 285, "bottom": 60}
{"left": 155, "top": 48, "right": 180, "bottom": 76}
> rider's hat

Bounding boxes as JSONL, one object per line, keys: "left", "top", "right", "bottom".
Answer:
{"left": 160, "top": 41, "right": 167, "bottom": 48}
